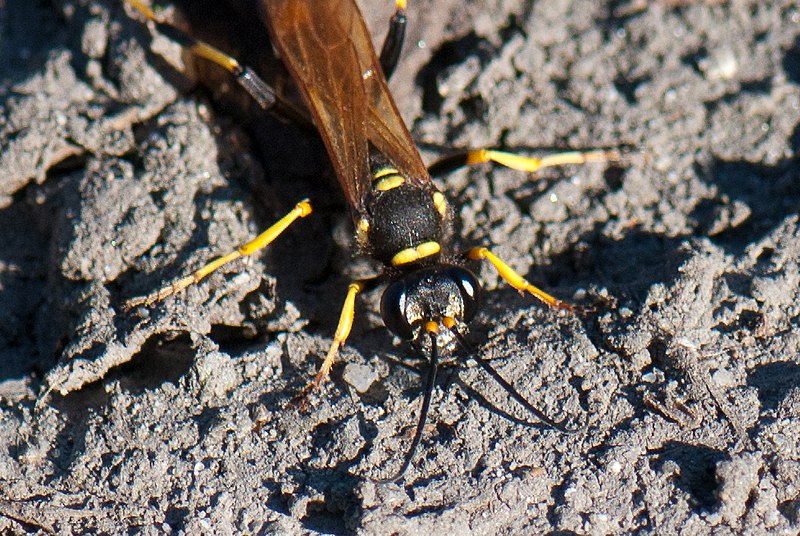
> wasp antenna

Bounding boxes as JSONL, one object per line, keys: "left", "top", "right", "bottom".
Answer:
{"left": 379, "top": 330, "right": 439, "bottom": 483}
{"left": 449, "top": 324, "right": 474, "bottom": 354}
{"left": 449, "top": 329, "right": 580, "bottom": 434}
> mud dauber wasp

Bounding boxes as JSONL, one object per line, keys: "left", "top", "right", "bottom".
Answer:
{"left": 123, "top": 0, "right": 618, "bottom": 480}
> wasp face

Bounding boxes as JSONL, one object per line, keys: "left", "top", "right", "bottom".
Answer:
{"left": 380, "top": 265, "right": 481, "bottom": 353}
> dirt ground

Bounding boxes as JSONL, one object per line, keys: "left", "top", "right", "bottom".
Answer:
{"left": 1, "top": 0, "right": 799, "bottom": 533}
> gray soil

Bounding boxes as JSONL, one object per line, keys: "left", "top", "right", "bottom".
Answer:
{"left": 1, "top": 0, "right": 799, "bottom": 533}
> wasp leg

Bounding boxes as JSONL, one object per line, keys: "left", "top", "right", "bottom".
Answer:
{"left": 293, "top": 279, "right": 366, "bottom": 409}
{"left": 125, "top": 0, "right": 279, "bottom": 111}
{"left": 428, "top": 148, "right": 621, "bottom": 177}
{"left": 467, "top": 247, "right": 574, "bottom": 312}
{"left": 311, "top": 280, "right": 367, "bottom": 389}
{"left": 126, "top": 200, "right": 312, "bottom": 309}
{"left": 379, "top": 0, "right": 407, "bottom": 80}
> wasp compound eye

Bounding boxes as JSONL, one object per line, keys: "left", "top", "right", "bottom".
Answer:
{"left": 446, "top": 266, "right": 481, "bottom": 323}
{"left": 381, "top": 279, "right": 415, "bottom": 340}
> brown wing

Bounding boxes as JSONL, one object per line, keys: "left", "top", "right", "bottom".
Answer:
{"left": 260, "top": 0, "right": 430, "bottom": 216}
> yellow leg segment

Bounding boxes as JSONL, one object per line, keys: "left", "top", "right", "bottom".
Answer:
{"left": 126, "top": 0, "right": 157, "bottom": 20}
{"left": 125, "top": 0, "right": 243, "bottom": 74}
{"left": 126, "top": 200, "right": 312, "bottom": 308}
{"left": 468, "top": 247, "right": 573, "bottom": 311}
{"left": 466, "top": 149, "right": 620, "bottom": 173}
{"left": 313, "top": 281, "right": 365, "bottom": 388}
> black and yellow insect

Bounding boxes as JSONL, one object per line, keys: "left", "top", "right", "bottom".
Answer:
{"left": 124, "top": 0, "right": 616, "bottom": 480}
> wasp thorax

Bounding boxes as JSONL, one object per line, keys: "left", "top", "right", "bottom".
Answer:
{"left": 365, "top": 183, "right": 446, "bottom": 266}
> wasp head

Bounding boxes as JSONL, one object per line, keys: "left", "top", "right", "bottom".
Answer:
{"left": 380, "top": 265, "right": 481, "bottom": 353}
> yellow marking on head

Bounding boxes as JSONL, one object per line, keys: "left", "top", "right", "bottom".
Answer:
{"left": 433, "top": 191, "right": 447, "bottom": 218}
{"left": 391, "top": 241, "right": 441, "bottom": 266}
{"left": 424, "top": 320, "right": 439, "bottom": 334}
{"left": 374, "top": 175, "right": 405, "bottom": 191}
{"left": 442, "top": 316, "right": 456, "bottom": 330}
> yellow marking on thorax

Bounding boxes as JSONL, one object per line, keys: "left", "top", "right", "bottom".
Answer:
{"left": 356, "top": 217, "right": 370, "bottom": 245}
{"left": 373, "top": 166, "right": 398, "bottom": 179}
{"left": 372, "top": 166, "right": 405, "bottom": 191}
{"left": 391, "top": 241, "right": 441, "bottom": 266}
{"left": 432, "top": 191, "right": 447, "bottom": 218}
{"left": 375, "top": 175, "right": 405, "bottom": 191}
